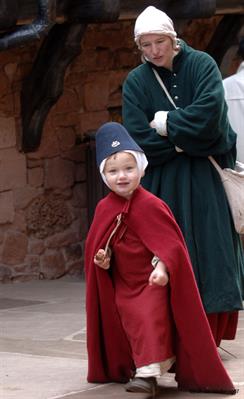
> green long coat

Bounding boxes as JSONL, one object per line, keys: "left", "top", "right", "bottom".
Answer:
{"left": 122, "top": 40, "right": 244, "bottom": 314}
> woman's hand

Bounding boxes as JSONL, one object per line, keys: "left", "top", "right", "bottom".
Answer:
{"left": 150, "top": 111, "right": 168, "bottom": 136}
{"left": 149, "top": 260, "right": 169, "bottom": 286}
{"left": 94, "top": 249, "right": 111, "bottom": 269}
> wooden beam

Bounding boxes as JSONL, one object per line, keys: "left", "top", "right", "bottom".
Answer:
{"left": 18, "top": 0, "right": 120, "bottom": 23}
{"left": 15, "top": 0, "right": 244, "bottom": 26}
{"left": 119, "top": 0, "right": 216, "bottom": 19}
{"left": 216, "top": 0, "right": 244, "bottom": 14}
{"left": 119, "top": 0, "right": 244, "bottom": 19}
{"left": 206, "top": 14, "right": 244, "bottom": 65}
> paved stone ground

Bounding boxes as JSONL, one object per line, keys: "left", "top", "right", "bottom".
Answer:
{"left": 0, "top": 277, "right": 243, "bottom": 399}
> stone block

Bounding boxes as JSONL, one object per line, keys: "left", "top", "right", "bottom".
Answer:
{"left": 44, "top": 158, "right": 75, "bottom": 190}
{"left": 52, "top": 111, "right": 80, "bottom": 131}
{"left": 55, "top": 89, "right": 80, "bottom": 114}
{"left": 27, "top": 167, "right": 44, "bottom": 187}
{"left": 40, "top": 251, "right": 66, "bottom": 279}
{"left": 0, "top": 265, "right": 12, "bottom": 282}
{"left": 24, "top": 255, "right": 40, "bottom": 272}
{"left": 114, "top": 49, "right": 140, "bottom": 69}
{"left": 80, "top": 208, "right": 89, "bottom": 239}
{"left": 12, "top": 274, "right": 39, "bottom": 283}
{"left": 81, "top": 49, "right": 112, "bottom": 72}
{"left": 27, "top": 158, "right": 44, "bottom": 168}
{"left": 0, "top": 148, "right": 26, "bottom": 191}
{"left": 45, "top": 231, "right": 79, "bottom": 249}
{"left": 0, "top": 93, "right": 14, "bottom": 116}
{"left": 0, "top": 231, "right": 4, "bottom": 244}
{"left": 13, "top": 186, "right": 41, "bottom": 210}
{"left": 56, "top": 126, "right": 76, "bottom": 152}
{"left": 80, "top": 110, "right": 109, "bottom": 134}
{"left": 4, "top": 63, "right": 18, "bottom": 84}
{"left": 0, "top": 191, "right": 14, "bottom": 224}
{"left": 13, "top": 257, "right": 40, "bottom": 274}
{"left": 13, "top": 91, "right": 21, "bottom": 116}
{"left": 66, "top": 260, "right": 83, "bottom": 277}
{"left": 26, "top": 193, "right": 72, "bottom": 239}
{"left": 84, "top": 22, "right": 134, "bottom": 50}
{"left": 64, "top": 244, "right": 82, "bottom": 262}
{"left": 26, "top": 120, "right": 60, "bottom": 160}
{"left": 12, "top": 210, "right": 27, "bottom": 233}
{"left": 0, "top": 117, "right": 16, "bottom": 149}
{"left": 0, "top": 72, "right": 9, "bottom": 96}
{"left": 75, "top": 163, "right": 86, "bottom": 182}
{"left": 72, "top": 183, "right": 87, "bottom": 208}
{"left": 83, "top": 73, "right": 110, "bottom": 111}
{"left": 62, "top": 145, "right": 86, "bottom": 163}
{"left": 2, "top": 232, "right": 28, "bottom": 265}
{"left": 108, "top": 70, "right": 128, "bottom": 108}
{"left": 29, "top": 239, "right": 45, "bottom": 255}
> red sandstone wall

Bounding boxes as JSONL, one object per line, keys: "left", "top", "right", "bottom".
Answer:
{"left": 0, "top": 21, "right": 140, "bottom": 283}
{"left": 0, "top": 17, "right": 224, "bottom": 283}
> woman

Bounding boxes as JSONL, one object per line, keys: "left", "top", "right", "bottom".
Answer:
{"left": 122, "top": 6, "right": 244, "bottom": 346}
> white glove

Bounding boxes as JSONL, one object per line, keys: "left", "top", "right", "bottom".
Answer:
{"left": 150, "top": 111, "right": 168, "bottom": 136}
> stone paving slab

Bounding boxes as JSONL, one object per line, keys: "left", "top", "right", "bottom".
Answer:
{"left": 1, "top": 352, "right": 88, "bottom": 399}
{"left": 50, "top": 370, "right": 244, "bottom": 399}
{"left": 0, "top": 298, "right": 46, "bottom": 309}
{"left": 0, "top": 278, "right": 243, "bottom": 399}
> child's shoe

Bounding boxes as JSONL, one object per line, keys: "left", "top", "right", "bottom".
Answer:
{"left": 125, "top": 376, "right": 157, "bottom": 395}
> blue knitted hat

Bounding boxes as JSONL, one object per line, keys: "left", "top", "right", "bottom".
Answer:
{"left": 95, "top": 122, "right": 144, "bottom": 167}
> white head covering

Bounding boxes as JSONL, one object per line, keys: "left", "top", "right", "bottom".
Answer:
{"left": 99, "top": 150, "right": 148, "bottom": 189}
{"left": 134, "top": 6, "right": 178, "bottom": 50}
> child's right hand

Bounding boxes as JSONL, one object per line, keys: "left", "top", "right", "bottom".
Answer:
{"left": 94, "top": 249, "right": 110, "bottom": 269}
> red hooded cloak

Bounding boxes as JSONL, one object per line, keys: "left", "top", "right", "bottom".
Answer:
{"left": 85, "top": 186, "right": 235, "bottom": 393}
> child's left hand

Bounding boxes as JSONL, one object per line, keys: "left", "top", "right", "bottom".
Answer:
{"left": 149, "top": 260, "right": 169, "bottom": 286}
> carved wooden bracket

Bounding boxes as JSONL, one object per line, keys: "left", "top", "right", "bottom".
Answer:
{"left": 0, "top": 0, "right": 56, "bottom": 51}
{"left": 206, "top": 14, "right": 244, "bottom": 66}
{"left": 21, "top": 23, "right": 87, "bottom": 152}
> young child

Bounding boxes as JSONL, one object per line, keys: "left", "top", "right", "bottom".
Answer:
{"left": 85, "top": 122, "right": 236, "bottom": 395}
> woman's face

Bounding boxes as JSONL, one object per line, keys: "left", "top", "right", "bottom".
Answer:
{"left": 103, "top": 152, "right": 141, "bottom": 200}
{"left": 139, "top": 34, "right": 175, "bottom": 69}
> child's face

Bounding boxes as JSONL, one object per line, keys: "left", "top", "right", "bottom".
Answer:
{"left": 103, "top": 152, "right": 141, "bottom": 199}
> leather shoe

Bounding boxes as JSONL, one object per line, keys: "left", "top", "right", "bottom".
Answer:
{"left": 125, "top": 376, "right": 157, "bottom": 395}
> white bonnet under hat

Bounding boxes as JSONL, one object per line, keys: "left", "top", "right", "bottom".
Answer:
{"left": 134, "top": 6, "right": 178, "bottom": 49}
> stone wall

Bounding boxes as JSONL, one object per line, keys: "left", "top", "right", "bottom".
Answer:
{"left": 0, "top": 16, "right": 225, "bottom": 283}
{"left": 0, "top": 20, "right": 140, "bottom": 283}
